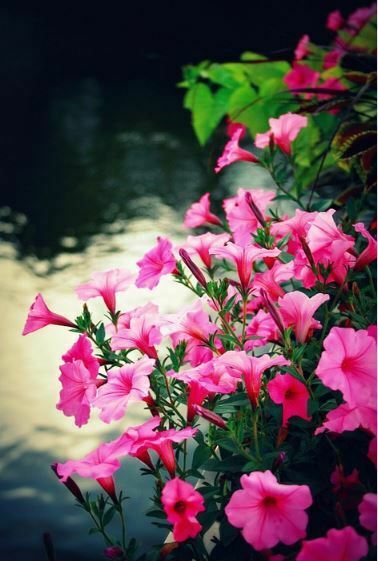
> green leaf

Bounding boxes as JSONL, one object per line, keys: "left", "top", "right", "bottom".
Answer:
{"left": 192, "top": 444, "right": 212, "bottom": 470}
{"left": 202, "top": 455, "right": 246, "bottom": 472}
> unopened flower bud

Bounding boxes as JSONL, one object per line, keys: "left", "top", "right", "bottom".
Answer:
{"left": 193, "top": 404, "right": 228, "bottom": 429}
{"left": 104, "top": 546, "right": 124, "bottom": 559}
{"left": 51, "top": 463, "right": 85, "bottom": 505}
{"left": 272, "top": 452, "right": 286, "bottom": 472}
{"left": 245, "top": 192, "right": 266, "bottom": 228}
{"left": 179, "top": 248, "right": 207, "bottom": 288}
{"left": 97, "top": 476, "right": 118, "bottom": 504}
{"left": 299, "top": 236, "right": 316, "bottom": 271}
{"left": 260, "top": 289, "right": 285, "bottom": 335}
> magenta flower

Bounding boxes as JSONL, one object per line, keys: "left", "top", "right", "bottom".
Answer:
{"left": 245, "top": 309, "right": 279, "bottom": 349}
{"left": 368, "top": 436, "right": 377, "bottom": 466}
{"left": 76, "top": 269, "right": 134, "bottom": 314}
{"left": 359, "top": 493, "right": 377, "bottom": 545}
{"left": 215, "top": 126, "right": 258, "bottom": 173}
{"left": 226, "top": 119, "right": 246, "bottom": 138}
{"left": 104, "top": 546, "right": 124, "bottom": 559}
{"left": 225, "top": 470, "right": 312, "bottom": 550}
{"left": 295, "top": 34, "right": 310, "bottom": 60}
{"left": 255, "top": 113, "right": 308, "bottom": 155}
{"left": 183, "top": 232, "right": 230, "bottom": 268}
{"left": 297, "top": 526, "right": 368, "bottom": 561}
{"left": 22, "top": 293, "right": 76, "bottom": 335}
{"left": 251, "top": 260, "right": 294, "bottom": 308}
{"left": 327, "top": 10, "right": 344, "bottom": 31}
{"left": 161, "top": 478, "right": 205, "bottom": 542}
{"left": 316, "top": 327, "right": 376, "bottom": 405}
{"left": 270, "top": 209, "right": 317, "bottom": 255}
{"left": 56, "top": 360, "right": 98, "bottom": 427}
{"left": 284, "top": 63, "right": 320, "bottom": 96}
{"left": 267, "top": 373, "right": 310, "bottom": 426}
{"left": 348, "top": 5, "right": 376, "bottom": 31}
{"left": 210, "top": 242, "right": 280, "bottom": 292}
{"left": 278, "top": 291, "right": 330, "bottom": 343}
{"left": 307, "top": 210, "right": 355, "bottom": 259}
{"left": 315, "top": 401, "right": 377, "bottom": 436}
{"left": 57, "top": 441, "right": 121, "bottom": 482}
{"left": 111, "top": 315, "right": 162, "bottom": 359}
{"left": 62, "top": 333, "right": 100, "bottom": 376}
{"left": 223, "top": 188, "right": 275, "bottom": 246}
{"left": 354, "top": 222, "right": 377, "bottom": 270}
{"left": 94, "top": 357, "right": 155, "bottom": 423}
{"left": 323, "top": 49, "right": 343, "bottom": 70}
{"left": 184, "top": 192, "right": 222, "bottom": 228}
{"left": 136, "top": 237, "right": 176, "bottom": 290}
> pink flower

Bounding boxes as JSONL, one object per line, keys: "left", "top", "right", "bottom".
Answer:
{"left": 307, "top": 210, "right": 354, "bottom": 258}
{"left": 348, "top": 4, "right": 376, "bottom": 31}
{"left": 219, "top": 351, "right": 290, "bottom": 407}
{"left": 104, "top": 546, "right": 124, "bottom": 559}
{"left": 315, "top": 401, "right": 377, "bottom": 436}
{"left": 278, "top": 291, "right": 329, "bottom": 343}
{"left": 354, "top": 222, "right": 377, "bottom": 270}
{"left": 22, "top": 293, "right": 76, "bottom": 335}
{"left": 183, "top": 232, "right": 230, "bottom": 268}
{"left": 57, "top": 441, "right": 121, "bottom": 482}
{"left": 267, "top": 373, "right": 310, "bottom": 426}
{"left": 255, "top": 113, "right": 308, "bottom": 155}
{"left": 184, "top": 192, "right": 222, "bottom": 228}
{"left": 323, "top": 49, "right": 343, "bottom": 70}
{"left": 297, "top": 526, "right": 368, "bottom": 561}
{"left": 284, "top": 63, "right": 320, "bottom": 96}
{"left": 106, "top": 302, "right": 159, "bottom": 337}
{"left": 210, "top": 242, "right": 280, "bottom": 292}
{"left": 76, "top": 269, "right": 134, "bottom": 314}
{"left": 225, "top": 470, "right": 312, "bottom": 550}
{"left": 135, "top": 237, "right": 176, "bottom": 290}
{"left": 359, "top": 493, "right": 377, "bottom": 545}
{"left": 226, "top": 119, "right": 246, "bottom": 139}
{"left": 295, "top": 34, "right": 310, "bottom": 60}
{"left": 316, "top": 327, "right": 376, "bottom": 405}
{"left": 94, "top": 357, "right": 155, "bottom": 423}
{"left": 111, "top": 315, "right": 162, "bottom": 359}
{"left": 223, "top": 188, "right": 275, "bottom": 246}
{"left": 318, "top": 77, "right": 347, "bottom": 100}
{"left": 270, "top": 209, "right": 317, "bottom": 255}
{"left": 215, "top": 126, "right": 258, "bottom": 173}
{"left": 245, "top": 309, "right": 279, "bottom": 349}
{"left": 161, "top": 478, "right": 205, "bottom": 542}
{"left": 251, "top": 260, "right": 294, "bottom": 308}
{"left": 327, "top": 10, "right": 344, "bottom": 31}
{"left": 62, "top": 334, "right": 100, "bottom": 376}
{"left": 56, "top": 360, "right": 98, "bottom": 427}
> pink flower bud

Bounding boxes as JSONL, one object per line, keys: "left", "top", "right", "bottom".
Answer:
{"left": 260, "top": 289, "right": 285, "bottom": 335}
{"left": 51, "top": 463, "right": 85, "bottom": 505}
{"left": 179, "top": 248, "right": 207, "bottom": 288}
{"left": 104, "top": 546, "right": 124, "bottom": 559}
{"left": 245, "top": 191, "right": 266, "bottom": 228}
{"left": 193, "top": 404, "right": 228, "bottom": 429}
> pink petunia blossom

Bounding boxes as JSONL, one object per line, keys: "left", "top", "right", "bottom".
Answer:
{"left": 106, "top": 302, "right": 159, "bottom": 337}
{"left": 348, "top": 4, "right": 376, "bottom": 31}
{"left": 251, "top": 260, "right": 294, "bottom": 309}
{"left": 354, "top": 222, "right": 377, "bottom": 270}
{"left": 62, "top": 333, "right": 100, "bottom": 377}
{"left": 111, "top": 314, "right": 162, "bottom": 359}
{"left": 219, "top": 351, "right": 290, "bottom": 407}
{"left": 210, "top": 242, "right": 280, "bottom": 292}
{"left": 267, "top": 373, "right": 310, "bottom": 426}
{"left": 359, "top": 493, "right": 377, "bottom": 545}
{"left": 270, "top": 209, "right": 317, "bottom": 255}
{"left": 56, "top": 359, "right": 98, "bottom": 427}
{"left": 295, "top": 34, "right": 310, "bottom": 60}
{"left": 161, "top": 477, "right": 205, "bottom": 542}
{"left": 255, "top": 113, "right": 308, "bottom": 155}
{"left": 56, "top": 440, "right": 122, "bottom": 482}
{"left": 184, "top": 192, "right": 222, "bottom": 229}
{"left": 297, "top": 526, "right": 368, "bottom": 561}
{"left": 323, "top": 49, "right": 343, "bottom": 70}
{"left": 245, "top": 309, "right": 279, "bottom": 349}
{"left": 318, "top": 77, "right": 347, "bottom": 100}
{"left": 94, "top": 357, "right": 155, "bottom": 423}
{"left": 76, "top": 269, "right": 134, "bottom": 314}
{"left": 284, "top": 63, "right": 320, "bottom": 97}
{"left": 327, "top": 10, "right": 344, "bottom": 31}
{"left": 225, "top": 470, "right": 312, "bottom": 550}
{"left": 135, "top": 237, "right": 176, "bottom": 290}
{"left": 215, "top": 126, "right": 258, "bottom": 173}
{"left": 226, "top": 119, "right": 246, "bottom": 139}
{"left": 104, "top": 546, "right": 124, "bottom": 559}
{"left": 278, "top": 291, "right": 330, "bottom": 343}
{"left": 223, "top": 188, "right": 275, "bottom": 246}
{"left": 315, "top": 327, "right": 377, "bottom": 405}
{"left": 22, "top": 293, "right": 76, "bottom": 335}
{"left": 315, "top": 401, "right": 377, "bottom": 436}
{"left": 183, "top": 232, "right": 230, "bottom": 268}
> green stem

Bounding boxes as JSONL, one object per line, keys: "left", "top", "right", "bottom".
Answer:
{"left": 252, "top": 411, "right": 262, "bottom": 461}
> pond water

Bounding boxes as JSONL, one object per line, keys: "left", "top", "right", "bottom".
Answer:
{"left": 0, "top": 79, "right": 274, "bottom": 560}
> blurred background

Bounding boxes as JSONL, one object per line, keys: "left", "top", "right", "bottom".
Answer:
{"left": 0, "top": 1, "right": 364, "bottom": 559}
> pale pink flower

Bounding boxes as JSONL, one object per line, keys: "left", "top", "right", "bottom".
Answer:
{"left": 245, "top": 309, "right": 279, "bottom": 348}
{"left": 111, "top": 315, "right": 162, "bottom": 359}
{"left": 316, "top": 327, "right": 377, "bottom": 405}
{"left": 284, "top": 63, "right": 320, "bottom": 97}
{"left": 278, "top": 291, "right": 329, "bottom": 343}
{"left": 22, "top": 293, "right": 76, "bottom": 335}
{"left": 268, "top": 373, "right": 310, "bottom": 426}
{"left": 56, "top": 360, "right": 98, "bottom": 427}
{"left": 225, "top": 470, "right": 312, "bottom": 550}
{"left": 295, "top": 34, "right": 310, "bottom": 60}
{"left": 135, "top": 237, "right": 176, "bottom": 289}
{"left": 223, "top": 188, "right": 275, "bottom": 246}
{"left": 56, "top": 440, "right": 122, "bottom": 482}
{"left": 106, "top": 302, "right": 159, "bottom": 337}
{"left": 359, "top": 493, "right": 377, "bottom": 545}
{"left": 323, "top": 49, "right": 343, "bottom": 70}
{"left": 184, "top": 192, "right": 222, "bottom": 228}
{"left": 210, "top": 242, "right": 280, "bottom": 292}
{"left": 62, "top": 334, "right": 100, "bottom": 377}
{"left": 94, "top": 357, "right": 155, "bottom": 423}
{"left": 183, "top": 232, "right": 230, "bottom": 268}
{"left": 354, "top": 222, "right": 377, "bottom": 270}
{"left": 270, "top": 209, "right": 317, "bottom": 254}
{"left": 251, "top": 260, "right": 294, "bottom": 308}
{"left": 315, "top": 401, "right": 377, "bottom": 436}
{"left": 307, "top": 210, "right": 354, "bottom": 258}
{"left": 327, "top": 10, "right": 344, "bottom": 31}
{"left": 161, "top": 477, "right": 205, "bottom": 542}
{"left": 76, "top": 269, "right": 134, "bottom": 314}
{"left": 255, "top": 113, "right": 308, "bottom": 155}
{"left": 297, "top": 526, "right": 368, "bottom": 561}
{"left": 215, "top": 126, "right": 258, "bottom": 173}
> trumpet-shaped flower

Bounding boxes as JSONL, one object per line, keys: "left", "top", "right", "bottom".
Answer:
{"left": 22, "top": 293, "right": 76, "bottom": 335}
{"left": 136, "top": 237, "right": 176, "bottom": 289}
{"left": 184, "top": 192, "right": 222, "bottom": 228}
{"left": 56, "top": 359, "right": 98, "bottom": 427}
{"left": 270, "top": 209, "right": 317, "bottom": 254}
{"left": 183, "top": 232, "right": 230, "bottom": 268}
{"left": 62, "top": 334, "right": 99, "bottom": 376}
{"left": 295, "top": 35, "right": 310, "bottom": 60}
{"left": 307, "top": 210, "right": 355, "bottom": 260}
{"left": 215, "top": 126, "right": 258, "bottom": 173}
{"left": 315, "top": 400, "right": 377, "bottom": 436}
{"left": 284, "top": 63, "right": 320, "bottom": 96}
{"left": 327, "top": 10, "right": 344, "bottom": 31}
{"left": 267, "top": 373, "right": 310, "bottom": 426}
{"left": 56, "top": 440, "right": 122, "bottom": 482}
{"left": 161, "top": 478, "right": 205, "bottom": 542}
{"left": 297, "top": 526, "right": 368, "bottom": 561}
{"left": 225, "top": 470, "right": 312, "bottom": 550}
{"left": 316, "top": 327, "right": 377, "bottom": 405}
{"left": 251, "top": 260, "right": 294, "bottom": 308}
{"left": 106, "top": 302, "right": 159, "bottom": 337}
{"left": 76, "top": 269, "right": 134, "bottom": 314}
{"left": 278, "top": 291, "right": 330, "bottom": 343}
{"left": 245, "top": 309, "right": 279, "bottom": 348}
{"left": 111, "top": 315, "right": 162, "bottom": 359}
{"left": 94, "top": 357, "right": 155, "bottom": 423}
{"left": 354, "top": 222, "right": 377, "bottom": 270}
{"left": 255, "top": 113, "right": 308, "bottom": 155}
{"left": 359, "top": 493, "right": 377, "bottom": 545}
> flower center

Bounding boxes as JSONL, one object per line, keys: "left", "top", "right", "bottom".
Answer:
{"left": 261, "top": 496, "right": 277, "bottom": 508}
{"left": 174, "top": 500, "right": 187, "bottom": 514}
{"left": 284, "top": 389, "right": 296, "bottom": 400}
{"left": 341, "top": 356, "right": 355, "bottom": 373}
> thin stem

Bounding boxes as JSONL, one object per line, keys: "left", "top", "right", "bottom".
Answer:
{"left": 252, "top": 411, "right": 262, "bottom": 461}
